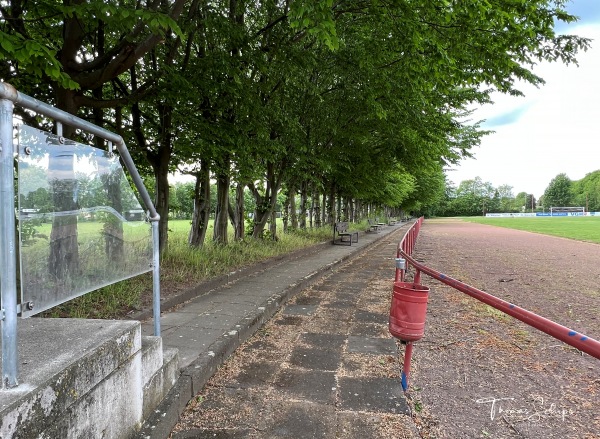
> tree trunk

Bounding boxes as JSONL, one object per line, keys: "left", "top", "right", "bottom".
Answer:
{"left": 289, "top": 183, "right": 298, "bottom": 230}
{"left": 91, "top": 73, "right": 125, "bottom": 262}
{"left": 355, "top": 200, "right": 362, "bottom": 222}
{"left": 282, "top": 193, "right": 289, "bottom": 233}
{"left": 131, "top": 94, "right": 173, "bottom": 253}
{"left": 153, "top": 111, "right": 172, "bottom": 252}
{"left": 269, "top": 209, "right": 278, "bottom": 241}
{"left": 48, "top": 146, "right": 79, "bottom": 280}
{"left": 153, "top": 171, "right": 170, "bottom": 251}
{"left": 188, "top": 161, "right": 211, "bottom": 248}
{"left": 313, "top": 186, "right": 321, "bottom": 228}
{"left": 327, "top": 182, "right": 336, "bottom": 225}
{"left": 342, "top": 196, "right": 350, "bottom": 222}
{"left": 309, "top": 190, "right": 314, "bottom": 229}
{"left": 250, "top": 162, "right": 282, "bottom": 239}
{"left": 229, "top": 182, "right": 245, "bottom": 240}
{"left": 299, "top": 181, "right": 308, "bottom": 229}
{"left": 310, "top": 186, "right": 320, "bottom": 229}
{"left": 102, "top": 169, "right": 124, "bottom": 262}
{"left": 213, "top": 155, "right": 230, "bottom": 244}
{"left": 48, "top": 87, "right": 79, "bottom": 280}
{"left": 321, "top": 192, "right": 326, "bottom": 226}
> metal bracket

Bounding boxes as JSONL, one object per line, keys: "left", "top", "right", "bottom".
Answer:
{"left": 0, "top": 308, "right": 4, "bottom": 321}
{"left": 395, "top": 258, "right": 406, "bottom": 270}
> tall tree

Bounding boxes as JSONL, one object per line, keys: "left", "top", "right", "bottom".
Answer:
{"left": 2, "top": 0, "right": 188, "bottom": 269}
{"left": 2, "top": 0, "right": 591, "bottom": 252}
{"left": 544, "top": 173, "right": 573, "bottom": 208}
{"left": 496, "top": 185, "right": 515, "bottom": 212}
{"left": 572, "top": 170, "right": 600, "bottom": 212}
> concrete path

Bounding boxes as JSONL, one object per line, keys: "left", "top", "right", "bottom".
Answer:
{"left": 135, "top": 223, "right": 411, "bottom": 438}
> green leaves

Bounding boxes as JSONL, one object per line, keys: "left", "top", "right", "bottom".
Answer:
{"left": 55, "top": 1, "right": 184, "bottom": 39}
{"left": 289, "top": 1, "right": 339, "bottom": 50}
{"left": 543, "top": 173, "right": 573, "bottom": 208}
{"left": 1, "top": 0, "right": 592, "bottom": 219}
{"left": 0, "top": 37, "right": 14, "bottom": 52}
{"left": 0, "top": 32, "right": 78, "bottom": 90}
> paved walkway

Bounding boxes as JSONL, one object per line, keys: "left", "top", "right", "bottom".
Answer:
{"left": 136, "top": 223, "right": 412, "bottom": 438}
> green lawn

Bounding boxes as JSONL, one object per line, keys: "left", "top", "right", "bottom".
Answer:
{"left": 463, "top": 216, "right": 600, "bottom": 243}
{"left": 39, "top": 218, "right": 344, "bottom": 318}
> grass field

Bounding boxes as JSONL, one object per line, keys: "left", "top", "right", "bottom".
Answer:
{"left": 40, "top": 218, "right": 343, "bottom": 318}
{"left": 463, "top": 216, "right": 600, "bottom": 244}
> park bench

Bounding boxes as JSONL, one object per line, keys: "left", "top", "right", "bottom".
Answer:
{"left": 388, "top": 217, "right": 398, "bottom": 225}
{"left": 333, "top": 221, "right": 359, "bottom": 246}
{"left": 367, "top": 219, "right": 382, "bottom": 233}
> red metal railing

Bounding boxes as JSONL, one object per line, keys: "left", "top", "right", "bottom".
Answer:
{"left": 392, "top": 217, "right": 600, "bottom": 391}
{"left": 394, "top": 216, "right": 423, "bottom": 283}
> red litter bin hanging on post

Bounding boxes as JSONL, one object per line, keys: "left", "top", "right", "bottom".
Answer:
{"left": 389, "top": 281, "right": 430, "bottom": 392}
{"left": 389, "top": 281, "right": 429, "bottom": 342}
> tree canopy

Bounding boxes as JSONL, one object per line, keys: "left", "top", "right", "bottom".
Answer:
{"left": 428, "top": 168, "right": 600, "bottom": 218}
{"left": 1, "top": 0, "right": 591, "bottom": 247}
{"left": 544, "top": 173, "right": 573, "bottom": 208}
{"left": 572, "top": 170, "right": 600, "bottom": 212}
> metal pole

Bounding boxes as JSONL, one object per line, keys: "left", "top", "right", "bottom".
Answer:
{"left": 151, "top": 220, "right": 161, "bottom": 336}
{"left": 0, "top": 97, "right": 19, "bottom": 388}
{"left": 401, "top": 342, "right": 413, "bottom": 392}
{"left": 414, "top": 269, "right": 421, "bottom": 285}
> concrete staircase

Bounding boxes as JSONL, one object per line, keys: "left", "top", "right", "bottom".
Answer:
{"left": 0, "top": 318, "right": 179, "bottom": 438}
{"left": 141, "top": 335, "right": 179, "bottom": 422}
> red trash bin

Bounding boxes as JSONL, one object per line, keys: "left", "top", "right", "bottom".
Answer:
{"left": 389, "top": 281, "right": 429, "bottom": 342}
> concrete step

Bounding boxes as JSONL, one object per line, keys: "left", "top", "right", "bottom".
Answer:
{"left": 142, "top": 336, "right": 164, "bottom": 384}
{"left": 0, "top": 320, "right": 181, "bottom": 438}
{"left": 0, "top": 318, "right": 142, "bottom": 439}
{"left": 141, "top": 336, "right": 179, "bottom": 421}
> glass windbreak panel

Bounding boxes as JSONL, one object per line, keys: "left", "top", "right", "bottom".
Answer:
{"left": 17, "top": 125, "right": 152, "bottom": 317}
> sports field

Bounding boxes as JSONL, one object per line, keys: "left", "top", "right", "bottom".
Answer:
{"left": 463, "top": 216, "right": 600, "bottom": 244}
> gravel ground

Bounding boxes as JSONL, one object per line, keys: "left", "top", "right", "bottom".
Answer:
{"left": 409, "top": 219, "right": 600, "bottom": 439}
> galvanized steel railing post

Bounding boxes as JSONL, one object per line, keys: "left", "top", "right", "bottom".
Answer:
{"left": 151, "top": 220, "right": 161, "bottom": 336}
{"left": 0, "top": 95, "right": 19, "bottom": 388}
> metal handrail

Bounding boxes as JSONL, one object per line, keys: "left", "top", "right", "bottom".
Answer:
{"left": 398, "top": 248, "right": 600, "bottom": 360}
{"left": 0, "top": 82, "right": 161, "bottom": 388}
{"left": 0, "top": 83, "right": 158, "bottom": 220}
{"left": 392, "top": 217, "right": 600, "bottom": 391}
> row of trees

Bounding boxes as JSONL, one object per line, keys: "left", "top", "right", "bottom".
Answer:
{"left": 2, "top": 1, "right": 589, "bottom": 277}
{"left": 428, "top": 177, "right": 534, "bottom": 217}
{"left": 168, "top": 180, "right": 363, "bottom": 236}
{"left": 425, "top": 170, "right": 600, "bottom": 217}
{"left": 543, "top": 171, "right": 600, "bottom": 212}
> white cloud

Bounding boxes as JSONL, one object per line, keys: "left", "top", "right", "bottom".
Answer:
{"left": 449, "top": 23, "right": 600, "bottom": 198}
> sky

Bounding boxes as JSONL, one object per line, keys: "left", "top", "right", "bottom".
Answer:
{"left": 448, "top": 0, "right": 600, "bottom": 198}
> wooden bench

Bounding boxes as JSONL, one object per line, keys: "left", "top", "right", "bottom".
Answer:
{"left": 388, "top": 217, "right": 398, "bottom": 225}
{"left": 333, "top": 221, "right": 358, "bottom": 246}
{"left": 367, "top": 219, "right": 382, "bottom": 233}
